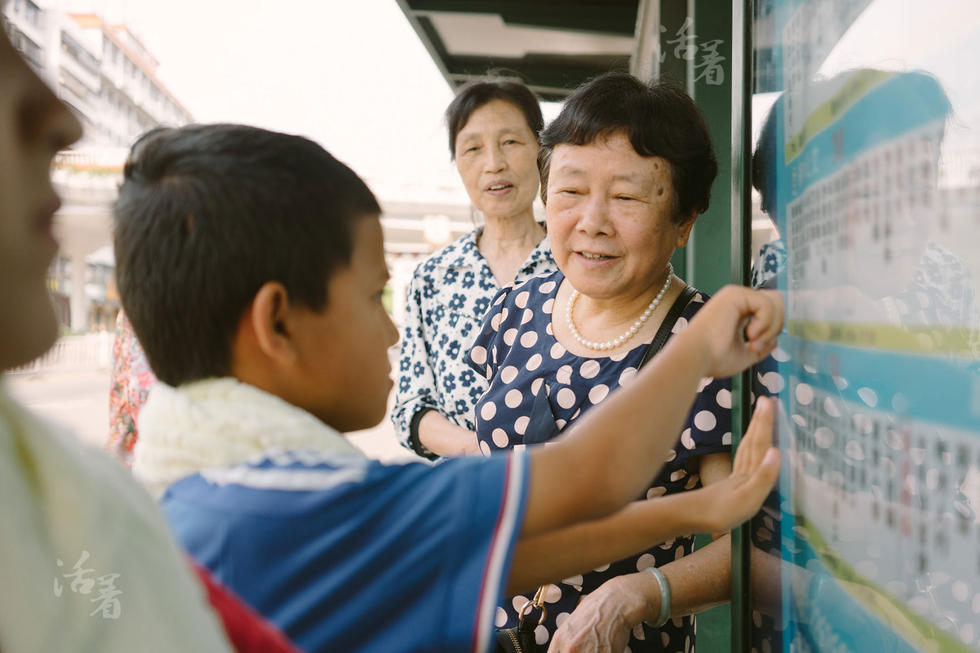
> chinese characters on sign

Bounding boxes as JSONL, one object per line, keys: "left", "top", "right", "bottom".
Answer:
{"left": 660, "top": 17, "right": 727, "bottom": 86}
{"left": 54, "top": 551, "right": 123, "bottom": 619}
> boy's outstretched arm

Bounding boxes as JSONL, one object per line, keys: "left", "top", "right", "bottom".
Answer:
{"left": 518, "top": 287, "right": 782, "bottom": 540}
{"left": 507, "top": 397, "right": 778, "bottom": 593}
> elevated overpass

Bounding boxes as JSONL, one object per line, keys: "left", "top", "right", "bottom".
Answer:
{"left": 50, "top": 150, "right": 476, "bottom": 331}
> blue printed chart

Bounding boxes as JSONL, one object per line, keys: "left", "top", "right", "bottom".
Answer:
{"left": 752, "top": 1, "right": 980, "bottom": 650}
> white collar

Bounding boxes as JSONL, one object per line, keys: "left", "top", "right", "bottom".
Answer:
{"left": 134, "top": 377, "right": 363, "bottom": 498}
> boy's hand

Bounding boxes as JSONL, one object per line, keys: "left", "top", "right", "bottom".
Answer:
{"left": 687, "top": 286, "right": 783, "bottom": 379}
{"left": 703, "top": 397, "right": 780, "bottom": 533}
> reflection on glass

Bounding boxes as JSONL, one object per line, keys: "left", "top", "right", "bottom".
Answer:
{"left": 749, "top": 1, "right": 980, "bottom": 651}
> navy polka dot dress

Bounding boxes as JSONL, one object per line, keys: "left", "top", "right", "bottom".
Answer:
{"left": 468, "top": 270, "right": 732, "bottom": 653}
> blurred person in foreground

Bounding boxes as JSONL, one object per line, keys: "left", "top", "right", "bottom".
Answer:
{"left": 0, "top": 8, "right": 237, "bottom": 651}
{"left": 120, "top": 121, "right": 785, "bottom": 652}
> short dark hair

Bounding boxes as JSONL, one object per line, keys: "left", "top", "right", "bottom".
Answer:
{"left": 445, "top": 76, "right": 543, "bottom": 159}
{"left": 751, "top": 95, "right": 781, "bottom": 217}
{"left": 538, "top": 72, "right": 717, "bottom": 223}
{"left": 114, "top": 124, "right": 380, "bottom": 386}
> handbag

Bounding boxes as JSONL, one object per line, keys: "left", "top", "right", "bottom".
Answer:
{"left": 494, "top": 586, "right": 546, "bottom": 653}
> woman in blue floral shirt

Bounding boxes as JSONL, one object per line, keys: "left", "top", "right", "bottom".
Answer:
{"left": 392, "top": 77, "right": 556, "bottom": 457}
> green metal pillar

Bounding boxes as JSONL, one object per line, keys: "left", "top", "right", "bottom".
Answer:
{"left": 729, "top": 0, "right": 755, "bottom": 652}
{"left": 688, "top": 0, "right": 733, "bottom": 296}
{"left": 661, "top": 0, "right": 691, "bottom": 282}
{"left": 652, "top": 4, "right": 752, "bottom": 650}
{"left": 670, "top": 1, "right": 740, "bottom": 650}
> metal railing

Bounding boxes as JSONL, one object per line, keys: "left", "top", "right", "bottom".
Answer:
{"left": 8, "top": 332, "right": 113, "bottom": 375}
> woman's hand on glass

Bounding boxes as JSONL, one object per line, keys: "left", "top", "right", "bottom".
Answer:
{"left": 699, "top": 397, "right": 780, "bottom": 533}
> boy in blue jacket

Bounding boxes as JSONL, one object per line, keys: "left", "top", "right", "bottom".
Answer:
{"left": 117, "top": 123, "right": 782, "bottom": 652}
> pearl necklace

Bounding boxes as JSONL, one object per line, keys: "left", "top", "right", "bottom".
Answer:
{"left": 565, "top": 263, "right": 673, "bottom": 352}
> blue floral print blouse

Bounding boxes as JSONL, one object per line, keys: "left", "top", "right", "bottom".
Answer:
{"left": 391, "top": 226, "right": 556, "bottom": 454}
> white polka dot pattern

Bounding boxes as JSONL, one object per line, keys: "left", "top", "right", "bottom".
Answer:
{"left": 520, "top": 331, "right": 538, "bottom": 348}
{"left": 469, "top": 272, "right": 726, "bottom": 652}
{"left": 619, "top": 367, "right": 638, "bottom": 386}
{"left": 495, "top": 607, "right": 508, "bottom": 628}
{"left": 471, "top": 346, "right": 487, "bottom": 365}
{"left": 492, "top": 428, "right": 509, "bottom": 448}
{"left": 500, "top": 366, "right": 518, "bottom": 384}
{"left": 693, "top": 410, "right": 717, "bottom": 431}
{"left": 514, "top": 416, "right": 529, "bottom": 435}
{"left": 556, "top": 387, "right": 576, "bottom": 409}
{"left": 716, "top": 388, "right": 732, "bottom": 409}
{"left": 580, "top": 359, "right": 601, "bottom": 379}
{"left": 588, "top": 384, "right": 609, "bottom": 404}
{"left": 794, "top": 381, "right": 814, "bottom": 405}
{"left": 480, "top": 402, "right": 496, "bottom": 420}
{"left": 556, "top": 365, "right": 573, "bottom": 385}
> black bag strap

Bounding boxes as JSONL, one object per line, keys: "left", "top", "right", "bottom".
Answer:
{"left": 524, "top": 284, "right": 697, "bottom": 446}
{"left": 638, "top": 284, "right": 698, "bottom": 368}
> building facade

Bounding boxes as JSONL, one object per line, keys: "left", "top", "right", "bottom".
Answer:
{"left": 3, "top": 0, "right": 192, "bottom": 332}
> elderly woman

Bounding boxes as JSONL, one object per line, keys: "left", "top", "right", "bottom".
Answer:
{"left": 392, "top": 78, "right": 557, "bottom": 458}
{"left": 469, "top": 72, "right": 732, "bottom": 652}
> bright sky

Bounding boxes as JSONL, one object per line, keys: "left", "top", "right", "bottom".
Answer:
{"left": 54, "top": 0, "right": 469, "bottom": 202}
{"left": 48, "top": 1, "right": 978, "bottom": 198}
{"left": 819, "top": 0, "right": 980, "bottom": 146}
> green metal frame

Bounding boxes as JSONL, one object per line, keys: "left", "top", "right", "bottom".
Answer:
{"left": 688, "top": 0, "right": 734, "bottom": 296}
{"left": 404, "top": 0, "right": 638, "bottom": 35}
{"left": 397, "top": 0, "right": 639, "bottom": 101}
{"left": 729, "top": 0, "right": 755, "bottom": 651}
{"left": 680, "top": 2, "right": 754, "bottom": 649}
{"left": 662, "top": 0, "right": 690, "bottom": 281}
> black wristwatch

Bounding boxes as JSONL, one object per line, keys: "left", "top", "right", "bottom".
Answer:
{"left": 409, "top": 408, "right": 439, "bottom": 460}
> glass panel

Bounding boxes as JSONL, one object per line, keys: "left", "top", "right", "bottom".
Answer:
{"left": 749, "top": 1, "right": 980, "bottom": 651}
